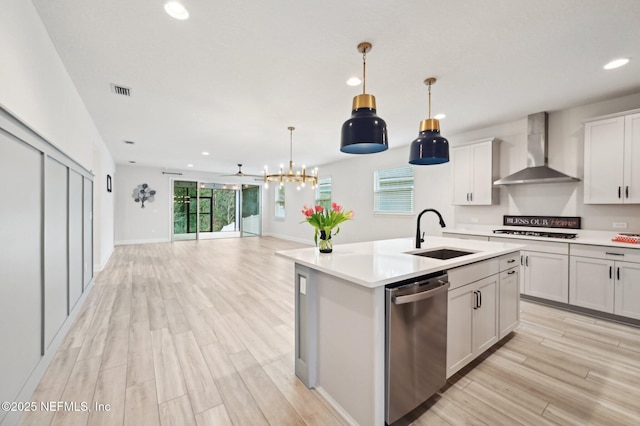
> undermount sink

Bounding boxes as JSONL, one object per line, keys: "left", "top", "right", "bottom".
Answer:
{"left": 411, "top": 248, "right": 475, "bottom": 260}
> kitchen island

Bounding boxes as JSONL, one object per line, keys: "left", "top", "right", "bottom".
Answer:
{"left": 276, "top": 236, "right": 523, "bottom": 425}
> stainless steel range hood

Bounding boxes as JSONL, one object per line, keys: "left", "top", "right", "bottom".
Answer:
{"left": 494, "top": 112, "right": 579, "bottom": 185}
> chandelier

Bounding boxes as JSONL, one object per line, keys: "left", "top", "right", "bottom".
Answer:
{"left": 264, "top": 126, "right": 318, "bottom": 190}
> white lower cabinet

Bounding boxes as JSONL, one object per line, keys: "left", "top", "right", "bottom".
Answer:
{"left": 499, "top": 266, "right": 520, "bottom": 339}
{"left": 447, "top": 274, "right": 498, "bottom": 378}
{"left": 490, "top": 237, "right": 569, "bottom": 303}
{"left": 522, "top": 251, "right": 569, "bottom": 303}
{"left": 569, "top": 256, "right": 614, "bottom": 313}
{"left": 570, "top": 255, "right": 640, "bottom": 319}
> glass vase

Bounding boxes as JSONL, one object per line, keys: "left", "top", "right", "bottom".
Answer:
{"left": 319, "top": 230, "right": 333, "bottom": 253}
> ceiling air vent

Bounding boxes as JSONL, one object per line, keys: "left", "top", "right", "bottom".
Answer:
{"left": 110, "top": 84, "right": 131, "bottom": 96}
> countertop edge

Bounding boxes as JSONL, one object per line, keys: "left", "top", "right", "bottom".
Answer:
{"left": 276, "top": 238, "right": 524, "bottom": 288}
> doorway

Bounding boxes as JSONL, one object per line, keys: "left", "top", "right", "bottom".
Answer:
{"left": 172, "top": 180, "right": 261, "bottom": 241}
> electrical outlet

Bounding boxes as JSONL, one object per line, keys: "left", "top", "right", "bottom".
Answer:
{"left": 613, "top": 222, "right": 628, "bottom": 229}
{"left": 470, "top": 217, "right": 479, "bottom": 223}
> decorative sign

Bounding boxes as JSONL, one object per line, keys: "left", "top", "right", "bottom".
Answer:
{"left": 503, "top": 215, "right": 581, "bottom": 229}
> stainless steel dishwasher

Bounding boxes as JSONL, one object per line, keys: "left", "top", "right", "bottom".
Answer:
{"left": 385, "top": 271, "right": 450, "bottom": 424}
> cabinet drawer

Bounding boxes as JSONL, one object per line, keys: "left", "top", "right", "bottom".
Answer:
{"left": 570, "top": 244, "right": 640, "bottom": 263}
{"left": 499, "top": 252, "right": 520, "bottom": 271}
{"left": 448, "top": 258, "right": 499, "bottom": 290}
{"left": 490, "top": 236, "right": 569, "bottom": 255}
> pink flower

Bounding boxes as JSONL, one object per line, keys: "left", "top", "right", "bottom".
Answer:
{"left": 348, "top": 210, "right": 354, "bottom": 219}
{"left": 302, "top": 206, "right": 314, "bottom": 217}
{"left": 332, "top": 202, "right": 342, "bottom": 212}
{"left": 315, "top": 205, "right": 324, "bottom": 213}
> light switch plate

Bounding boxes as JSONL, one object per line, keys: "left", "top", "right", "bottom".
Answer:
{"left": 613, "top": 222, "right": 628, "bottom": 229}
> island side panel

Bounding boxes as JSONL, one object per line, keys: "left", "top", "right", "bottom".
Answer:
{"left": 313, "top": 268, "right": 386, "bottom": 426}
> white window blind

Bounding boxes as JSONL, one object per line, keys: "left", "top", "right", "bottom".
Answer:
{"left": 315, "top": 177, "right": 332, "bottom": 209}
{"left": 275, "top": 186, "right": 285, "bottom": 218}
{"left": 373, "top": 166, "right": 414, "bottom": 213}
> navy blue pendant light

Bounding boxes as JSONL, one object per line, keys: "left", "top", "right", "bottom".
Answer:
{"left": 340, "top": 42, "right": 388, "bottom": 154}
{"left": 409, "top": 77, "right": 449, "bottom": 165}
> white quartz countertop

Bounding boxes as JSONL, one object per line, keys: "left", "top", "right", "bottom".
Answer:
{"left": 444, "top": 225, "right": 640, "bottom": 249}
{"left": 275, "top": 237, "right": 523, "bottom": 288}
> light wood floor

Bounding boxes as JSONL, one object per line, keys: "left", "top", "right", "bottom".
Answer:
{"left": 18, "top": 237, "right": 640, "bottom": 426}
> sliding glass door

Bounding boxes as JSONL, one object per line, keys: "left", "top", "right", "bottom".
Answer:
{"left": 241, "top": 184, "right": 261, "bottom": 237}
{"left": 173, "top": 180, "right": 260, "bottom": 241}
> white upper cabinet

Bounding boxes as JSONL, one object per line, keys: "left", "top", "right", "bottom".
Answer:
{"left": 452, "top": 138, "right": 500, "bottom": 205}
{"left": 584, "top": 111, "right": 640, "bottom": 204}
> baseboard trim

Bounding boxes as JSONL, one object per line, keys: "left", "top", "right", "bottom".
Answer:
{"left": 115, "top": 238, "right": 171, "bottom": 246}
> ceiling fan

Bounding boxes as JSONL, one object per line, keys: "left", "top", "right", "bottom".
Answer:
{"left": 221, "top": 164, "right": 264, "bottom": 178}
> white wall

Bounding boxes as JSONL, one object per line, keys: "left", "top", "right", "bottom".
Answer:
{"left": 114, "top": 165, "right": 264, "bottom": 244}
{"left": 264, "top": 91, "right": 640, "bottom": 243}
{"left": 0, "top": 0, "right": 115, "bottom": 271}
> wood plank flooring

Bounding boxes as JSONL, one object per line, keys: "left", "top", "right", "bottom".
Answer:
{"left": 17, "top": 237, "right": 640, "bottom": 426}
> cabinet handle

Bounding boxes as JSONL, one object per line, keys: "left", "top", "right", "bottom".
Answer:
{"left": 473, "top": 291, "right": 478, "bottom": 309}
{"left": 470, "top": 193, "right": 473, "bottom": 202}
{"left": 507, "top": 259, "right": 516, "bottom": 263}
{"left": 507, "top": 270, "right": 516, "bottom": 275}
{"left": 618, "top": 186, "right": 622, "bottom": 199}
{"left": 526, "top": 256, "right": 529, "bottom": 267}
{"left": 617, "top": 267, "right": 620, "bottom": 281}
{"left": 609, "top": 266, "right": 613, "bottom": 279}
{"left": 520, "top": 255, "right": 523, "bottom": 266}
{"left": 626, "top": 186, "right": 629, "bottom": 198}
{"left": 478, "top": 290, "right": 482, "bottom": 308}
{"left": 605, "top": 252, "right": 624, "bottom": 256}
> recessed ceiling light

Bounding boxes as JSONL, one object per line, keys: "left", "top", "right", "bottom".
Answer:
{"left": 434, "top": 113, "right": 446, "bottom": 120}
{"left": 201, "top": 151, "right": 209, "bottom": 156}
{"left": 164, "top": 1, "right": 189, "bottom": 20}
{"left": 187, "top": 164, "right": 194, "bottom": 168}
{"left": 604, "top": 58, "right": 630, "bottom": 70}
{"left": 346, "top": 77, "right": 362, "bottom": 86}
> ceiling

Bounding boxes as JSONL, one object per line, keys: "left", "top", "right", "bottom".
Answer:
{"left": 32, "top": 0, "right": 640, "bottom": 177}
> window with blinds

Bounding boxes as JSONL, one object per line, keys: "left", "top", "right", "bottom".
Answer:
{"left": 275, "top": 186, "right": 285, "bottom": 218}
{"left": 315, "top": 177, "right": 332, "bottom": 209}
{"left": 373, "top": 166, "right": 414, "bottom": 213}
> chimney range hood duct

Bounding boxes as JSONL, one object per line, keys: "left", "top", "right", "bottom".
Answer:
{"left": 494, "top": 112, "right": 579, "bottom": 185}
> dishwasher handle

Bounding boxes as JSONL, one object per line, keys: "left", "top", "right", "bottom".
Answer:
{"left": 392, "top": 281, "right": 450, "bottom": 305}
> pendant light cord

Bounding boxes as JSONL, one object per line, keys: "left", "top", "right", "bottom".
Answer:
{"left": 289, "top": 127, "right": 294, "bottom": 173}
{"left": 362, "top": 47, "right": 367, "bottom": 94}
{"left": 427, "top": 81, "right": 432, "bottom": 119}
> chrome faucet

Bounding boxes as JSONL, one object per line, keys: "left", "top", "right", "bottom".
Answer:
{"left": 416, "top": 209, "right": 447, "bottom": 248}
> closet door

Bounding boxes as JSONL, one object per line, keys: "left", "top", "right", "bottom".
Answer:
{"left": 0, "top": 134, "right": 43, "bottom": 409}
{"left": 83, "top": 177, "right": 93, "bottom": 289}
{"left": 44, "top": 157, "right": 69, "bottom": 349}
{"left": 69, "top": 170, "right": 83, "bottom": 309}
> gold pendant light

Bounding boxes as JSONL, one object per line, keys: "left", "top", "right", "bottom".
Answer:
{"left": 264, "top": 126, "right": 318, "bottom": 190}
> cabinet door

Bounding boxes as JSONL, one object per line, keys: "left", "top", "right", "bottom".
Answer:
{"left": 446, "top": 284, "right": 474, "bottom": 378}
{"left": 569, "top": 256, "right": 614, "bottom": 313}
{"left": 623, "top": 113, "right": 640, "bottom": 203}
{"left": 452, "top": 145, "right": 471, "bottom": 205}
{"left": 524, "top": 252, "right": 569, "bottom": 303}
{"left": 614, "top": 261, "right": 640, "bottom": 320}
{"left": 499, "top": 268, "right": 520, "bottom": 339}
{"left": 470, "top": 142, "right": 492, "bottom": 205}
{"left": 584, "top": 117, "right": 625, "bottom": 204}
{"left": 474, "top": 275, "right": 498, "bottom": 354}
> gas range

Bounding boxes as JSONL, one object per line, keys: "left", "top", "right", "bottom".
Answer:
{"left": 492, "top": 229, "right": 577, "bottom": 239}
